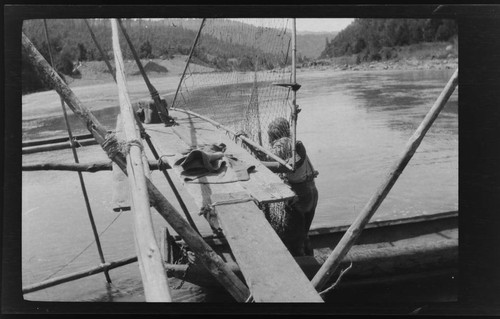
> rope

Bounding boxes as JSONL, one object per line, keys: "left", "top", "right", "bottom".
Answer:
{"left": 157, "top": 155, "right": 170, "bottom": 171}
{"left": 318, "top": 261, "right": 353, "bottom": 297}
{"left": 199, "top": 196, "right": 258, "bottom": 218}
{"left": 124, "top": 139, "right": 144, "bottom": 155}
{"left": 198, "top": 196, "right": 258, "bottom": 234}
{"left": 102, "top": 133, "right": 126, "bottom": 161}
{"left": 41, "top": 211, "right": 124, "bottom": 281}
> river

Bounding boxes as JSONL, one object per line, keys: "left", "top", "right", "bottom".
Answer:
{"left": 21, "top": 68, "right": 458, "bottom": 302}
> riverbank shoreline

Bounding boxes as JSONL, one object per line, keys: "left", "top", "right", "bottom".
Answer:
{"left": 22, "top": 60, "right": 458, "bottom": 126}
{"left": 299, "top": 57, "right": 458, "bottom": 73}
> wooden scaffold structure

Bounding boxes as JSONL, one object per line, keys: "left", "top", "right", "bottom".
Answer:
{"left": 21, "top": 17, "right": 458, "bottom": 303}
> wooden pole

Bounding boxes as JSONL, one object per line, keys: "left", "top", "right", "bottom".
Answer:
{"left": 84, "top": 19, "right": 116, "bottom": 82}
{"left": 84, "top": 18, "right": 201, "bottom": 236}
{"left": 311, "top": 68, "right": 459, "bottom": 290}
{"left": 23, "top": 256, "right": 137, "bottom": 294}
{"left": 252, "top": 61, "right": 263, "bottom": 146}
{"left": 291, "top": 18, "right": 298, "bottom": 170}
{"left": 171, "top": 107, "right": 294, "bottom": 172}
{"left": 22, "top": 132, "right": 98, "bottom": 147}
{"left": 22, "top": 138, "right": 98, "bottom": 154}
{"left": 22, "top": 32, "right": 250, "bottom": 302}
{"left": 22, "top": 159, "right": 164, "bottom": 172}
{"left": 116, "top": 19, "right": 173, "bottom": 125}
{"left": 43, "top": 19, "right": 112, "bottom": 284}
{"left": 111, "top": 19, "right": 172, "bottom": 302}
{"left": 171, "top": 18, "right": 206, "bottom": 109}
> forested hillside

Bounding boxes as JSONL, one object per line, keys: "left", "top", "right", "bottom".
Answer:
{"left": 296, "top": 31, "right": 338, "bottom": 61}
{"left": 320, "top": 19, "right": 457, "bottom": 62}
{"left": 22, "top": 18, "right": 297, "bottom": 93}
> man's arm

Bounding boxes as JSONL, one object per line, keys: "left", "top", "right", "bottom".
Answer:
{"left": 262, "top": 141, "right": 307, "bottom": 173}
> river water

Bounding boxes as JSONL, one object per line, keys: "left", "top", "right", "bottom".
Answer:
{"left": 21, "top": 68, "right": 458, "bottom": 302}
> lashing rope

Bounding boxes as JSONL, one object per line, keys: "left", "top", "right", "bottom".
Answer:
{"left": 199, "top": 196, "right": 258, "bottom": 217}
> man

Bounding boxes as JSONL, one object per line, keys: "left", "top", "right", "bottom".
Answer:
{"left": 244, "top": 117, "right": 319, "bottom": 256}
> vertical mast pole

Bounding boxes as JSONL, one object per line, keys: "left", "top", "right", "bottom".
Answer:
{"left": 111, "top": 19, "right": 172, "bottom": 301}
{"left": 291, "top": 18, "right": 298, "bottom": 170}
{"left": 84, "top": 19, "right": 200, "bottom": 234}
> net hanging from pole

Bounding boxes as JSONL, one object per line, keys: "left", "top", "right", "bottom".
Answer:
{"left": 173, "top": 18, "right": 295, "bottom": 152}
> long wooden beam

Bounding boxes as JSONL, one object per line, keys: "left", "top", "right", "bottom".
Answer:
{"left": 22, "top": 159, "right": 166, "bottom": 172}
{"left": 22, "top": 256, "right": 137, "bottom": 294}
{"left": 22, "top": 32, "right": 250, "bottom": 302}
{"left": 111, "top": 19, "right": 172, "bottom": 302}
{"left": 22, "top": 132, "right": 99, "bottom": 147}
{"left": 22, "top": 138, "right": 98, "bottom": 154}
{"left": 311, "top": 68, "right": 459, "bottom": 291}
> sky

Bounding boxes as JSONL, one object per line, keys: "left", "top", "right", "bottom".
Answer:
{"left": 296, "top": 18, "right": 354, "bottom": 32}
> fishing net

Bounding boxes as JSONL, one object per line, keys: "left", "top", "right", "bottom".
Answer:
{"left": 172, "top": 18, "right": 295, "bottom": 153}
{"left": 170, "top": 18, "right": 297, "bottom": 234}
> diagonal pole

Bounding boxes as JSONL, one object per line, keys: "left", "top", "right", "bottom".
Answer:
{"left": 84, "top": 19, "right": 116, "bottom": 82}
{"left": 43, "top": 19, "right": 112, "bottom": 284}
{"left": 171, "top": 18, "right": 206, "bottom": 109}
{"left": 117, "top": 19, "right": 175, "bottom": 126}
{"left": 311, "top": 69, "right": 459, "bottom": 291}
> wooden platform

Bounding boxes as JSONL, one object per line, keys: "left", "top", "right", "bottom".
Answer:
{"left": 143, "top": 111, "right": 295, "bottom": 208}
{"left": 141, "top": 110, "right": 322, "bottom": 302}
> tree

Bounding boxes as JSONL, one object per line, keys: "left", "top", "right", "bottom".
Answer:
{"left": 139, "top": 40, "right": 152, "bottom": 59}
{"left": 435, "top": 20, "right": 457, "bottom": 41}
{"left": 78, "top": 43, "right": 87, "bottom": 61}
{"left": 56, "top": 44, "right": 79, "bottom": 75}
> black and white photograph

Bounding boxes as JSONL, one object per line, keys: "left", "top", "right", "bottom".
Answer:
{"left": 3, "top": 4, "right": 500, "bottom": 315}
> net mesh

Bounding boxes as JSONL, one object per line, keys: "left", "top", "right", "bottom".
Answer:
{"left": 172, "top": 18, "right": 295, "bottom": 152}
{"left": 171, "top": 19, "right": 297, "bottom": 237}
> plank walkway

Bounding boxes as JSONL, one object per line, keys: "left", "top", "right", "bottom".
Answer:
{"left": 142, "top": 110, "right": 322, "bottom": 302}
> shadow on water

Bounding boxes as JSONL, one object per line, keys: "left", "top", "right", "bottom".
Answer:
{"left": 23, "top": 105, "right": 122, "bottom": 140}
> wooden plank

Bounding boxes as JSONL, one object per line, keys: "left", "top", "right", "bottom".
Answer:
{"left": 211, "top": 192, "right": 323, "bottom": 302}
{"left": 143, "top": 110, "right": 295, "bottom": 210}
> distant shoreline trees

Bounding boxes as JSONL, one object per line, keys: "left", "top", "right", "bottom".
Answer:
{"left": 320, "top": 19, "right": 457, "bottom": 62}
{"left": 21, "top": 19, "right": 293, "bottom": 93}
